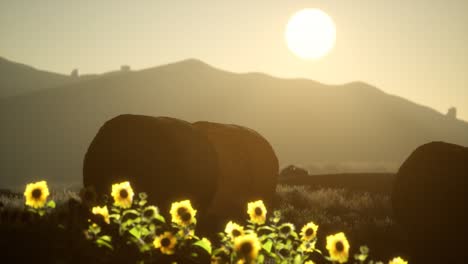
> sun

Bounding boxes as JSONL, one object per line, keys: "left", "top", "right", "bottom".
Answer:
{"left": 285, "top": 9, "right": 336, "bottom": 60}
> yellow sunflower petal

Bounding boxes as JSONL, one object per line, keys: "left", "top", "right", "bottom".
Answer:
{"left": 92, "top": 205, "right": 110, "bottom": 224}
{"left": 111, "top": 181, "right": 134, "bottom": 209}
{"left": 24, "top": 181, "right": 50, "bottom": 209}
{"left": 301, "top": 222, "right": 319, "bottom": 241}
{"left": 389, "top": 256, "right": 408, "bottom": 264}
{"left": 234, "top": 233, "right": 261, "bottom": 261}
{"left": 247, "top": 200, "right": 267, "bottom": 225}
{"left": 225, "top": 221, "right": 244, "bottom": 239}
{"left": 169, "top": 200, "right": 197, "bottom": 226}
{"left": 153, "top": 231, "right": 177, "bottom": 255}
{"left": 326, "top": 232, "right": 350, "bottom": 263}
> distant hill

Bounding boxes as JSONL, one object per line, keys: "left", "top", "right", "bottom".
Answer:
{"left": 1, "top": 58, "right": 467, "bottom": 188}
{"left": 1, "top": 56, "right": 71, "bottom": 97}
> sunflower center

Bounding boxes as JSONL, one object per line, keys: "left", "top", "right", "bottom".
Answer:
{"left": 305, "top": 228, "right": 314, "bottom": 237}
{"left": 161, "top": 237, "right": 171, "bottom": 247}
{"left": 119, "top": 189, "right": 128, "bottom": 198}
{"left": 280, "top": 226, "right": 291, "bottom": 234}
{"left": 32, "top": 188, "right": 42, "bottom": 199}
{"left": 240, "top": 242, "right": 253, "bottom": 255}
{"left": 232, "top": 229, "right": 241, "bottom": 237}
{"left": 181, "top": 212, "right": 192, "bottom": 222}
{"left": 335, "top": 241, "right": 344, "bottom": 252}
{"left": 177, "top": 207, "right": 192, "bottom": 222}
{"left": 177, "top": 207, "right": 187, "bottom": 215}
{"left": 254, "top": 207, "right": 262, "bottom": 216}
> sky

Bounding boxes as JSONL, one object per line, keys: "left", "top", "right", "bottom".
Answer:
{"left": 1, "top": 0, "right": 467, "bottom": 120}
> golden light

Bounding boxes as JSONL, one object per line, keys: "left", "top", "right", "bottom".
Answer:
{"left": 285, "top": 9, "right": 336, "bottom": 60}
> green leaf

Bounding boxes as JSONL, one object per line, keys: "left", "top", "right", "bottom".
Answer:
{"left": 154, "top": 214, "right": 166, "bottom": 223}
{"left": 139, "top": 227, "right": 151, "bottom": 237}
{"left": 99, "top": 235, "right": 112, "bottom": 242}
{"left": 96, "top": 236, "right": 113, "bottom": 250}
{"left": 193, "top": 238, "right": 212, "bottom": 255}
{"left": 290, "top": 232, "right": 299, "bottom": 239}
{"left": 293, "top": 254, "right": 302, "bottom": 264}
{"left": 122, "top": 209, "right": 139, "bottom": 216}
{"left": 109, "top": 214, "right": 120, "bottom": 220}
{"left": 266, "top": 233, "right": 278, "bottom": 239}
{"left": 262, "top": 240, "right": 273, "bottom": 253}
{"left": 355, "top": 254, "right": 368, "bottom": 261}
{"left": 46, "top": 200, "right": 56, "bottom": 209}
{"left": 129, "top": 227, "right": 142, "bottom": 239}
{"left": 139, "top": 244, "right": 152, "bottom": 253}
{"left": 258, "top": 226, "right": 275, "bottom": 232}
{"left": 212, "top": 248, "right": 226, "bottom": 256}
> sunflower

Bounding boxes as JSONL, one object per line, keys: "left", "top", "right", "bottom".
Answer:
{"left": 234, "top": 233, "right": 261, "bottom": 262}
{"left": 304, "top": 261, "right": 315, "bottom": 264}
{"left": 389, "top": 257, "right": 408, "bottom": 264}
{"left": 301, "top": 222, "right": 319, "bottom": 241}
{"left": 92, "top": 205, "right": 110, "bottom": 224}
{"left": 247, "top": 200, "right": 267, "bottom": 225}
{"left": 142, "top": 205, "right": 158, "bottom": 221}
{"left": 225, "top": 221, "right": 244, "bottom": 239}
{"left": 170, "top": 200, "right": 197, "bottom": 226}
{"left": 111, "top": 181, "right": 134, "bottom": 209}
{"left": 24, "top": 181, "right": 50, "bottom": 209}
{"left": 326, "top": 232, "right": 350, "bottom": 263}
{"left": 154, "top": 231, "right": 177, "bottom": 255}
{"left": 278, "top": 223, "right": 295, "bottom": 236}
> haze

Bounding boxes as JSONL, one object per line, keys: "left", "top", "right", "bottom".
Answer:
{"left": 1, "top": 0, "right": 467, "bottom": 120}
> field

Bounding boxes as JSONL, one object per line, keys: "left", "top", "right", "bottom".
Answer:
{"left": 275, "top": 185, "right": 409, "bottom": 261}
{"left": 0, "top": 174, "right": 410, "bottom": 263}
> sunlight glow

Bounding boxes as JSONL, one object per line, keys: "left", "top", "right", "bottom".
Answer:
{"left": 285, "top": 9, "right": 336, "bottom": 60}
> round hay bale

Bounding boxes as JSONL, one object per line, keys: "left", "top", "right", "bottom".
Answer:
{"left": 83, "top": 115, "right": 219, "bottom": 213}
{"left": 392, "top": 141, "right": 468, "bottom": 262}
{"left": 193, "top": 121, "right": 279, "bottom": 226}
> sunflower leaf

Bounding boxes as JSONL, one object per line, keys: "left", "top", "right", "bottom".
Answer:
{"left": 46, "top": 200, "right": 56, "bottom": 209}
{"left": 293, "top": 254, "right": 302, "bottom": 264}
{"left": 212, "top": 248, "right": 226, "bottom": 256}
{"left": 193, "top": 238, "right": 212, "bottom": 255}
{"left": 96, "top": 240, "right": 113, "bottom": 250}
{"left": 262, "top": 240, "right": 273, "bottom": 253}
{"left": 258, "top": 226, "right": 275, "bottom": 232}
{"left": 154, "top": 214, "right": 166, "bottom": 223}
{"left": 290, "top": 232, "right": 299, "bottom": 239}
{"left": 109, "top": 214, "right": 120, "bottom": 220}
{"left": 129, "top": 227, "right": 141, "bottom": 239}
{"left": 122, "top": 209, "right": 139, "bottom": 216}
{"left": 96, "top": 236, "right": 113, "bottom": 250}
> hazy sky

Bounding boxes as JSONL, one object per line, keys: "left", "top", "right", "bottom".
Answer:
{"left": 1, "top": 0, "right": 467, "bottom": 120}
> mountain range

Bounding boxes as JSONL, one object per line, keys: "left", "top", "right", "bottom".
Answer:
{"left": 1, "top": 56, "right": 467, "bottom": 188}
